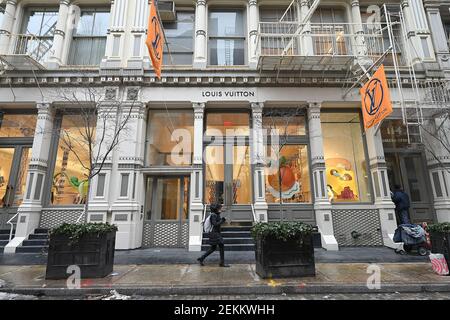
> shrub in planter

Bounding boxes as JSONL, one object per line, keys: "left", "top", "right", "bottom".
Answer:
{"left": 45, "top": 223, "right": 118, "bottom": 280}
{"left": 427, "top": 222, "right": 450, "bottom": 266}
{"left": 251, "top": 222, "right": 315, "bottom": 278}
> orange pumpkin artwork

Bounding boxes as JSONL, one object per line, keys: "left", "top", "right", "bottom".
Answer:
{"left": 267, "top": 156, "right": 300, "bottom": 199}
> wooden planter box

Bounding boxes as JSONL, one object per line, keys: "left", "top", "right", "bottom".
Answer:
{"left": 45, "top": 231, "right": 116, "bottom": 280}
{"left": 255, "top": 233, "right": 315, "bottom": 279}
{"left": 430, "top": 231, "right": 450, "bottom": 267}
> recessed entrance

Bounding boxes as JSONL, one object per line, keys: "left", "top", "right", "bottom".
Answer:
{"left": 142, "top": 176, "right": 190, "bottom": 248}
{"left": 385, "top": 152, "right": 434, "bottom": 223}
{"left": 204, "top": 112, "right": 253, "bottom": 222}
{"left": 0, "top": 112, "right": 36, "bottom": 229}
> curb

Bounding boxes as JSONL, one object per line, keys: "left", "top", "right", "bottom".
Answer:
{"left": 2, "top": 283, "right": 450, "bottom": 297}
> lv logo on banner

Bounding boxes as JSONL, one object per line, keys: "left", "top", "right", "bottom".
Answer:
{"left": 146, "top": 0, "right": 165, "bottom": 79}
{"left": 360, "top": 65, "right": 393, "bottom": 130}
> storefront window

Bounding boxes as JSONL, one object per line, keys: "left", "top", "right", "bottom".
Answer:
{"left": 206, "top": 113, "right": 250, "bottom": 136}
{"left": 265, "top": 145, "right": 311, "bottom": 203}
{"left": 0, "top": 148, "right": 14, "bottom": 207}
{"left": 262, "top": 113, "right": 306, "bottom": 136}
{"left": 322, "top": 112, "right": 371, "bottom": 202}
{"left": 0, "top": 113, "right": 37, "bottom": 137}
{"left": 13, "top": 148, "right": 32, "bottom": 206}
{"left": 146, "top": 110, "right": 194, "bottom": 166}
{"left": 51, "top": 115, "right": 94, "bottom": 206}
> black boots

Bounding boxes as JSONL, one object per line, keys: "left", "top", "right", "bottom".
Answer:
{"left": 219, "top": 263, "right": 230, "bottom": 267}
{"left": 197, "top": 258, "right": 205, "bottom": 266}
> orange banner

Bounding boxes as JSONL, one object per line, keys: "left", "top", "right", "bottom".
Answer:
{"left": 360, "top": 65, "right": 393, "bottom": 130}
{"left": 146, "top": 0, "right": 164, "bottom": 79}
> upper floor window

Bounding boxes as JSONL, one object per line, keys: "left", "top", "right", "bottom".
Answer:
{"left": 0, "top": 5, "right": 5, "bottom": 27}
{"left": 17, "top": 8, "right": 58, "bottom": 63}
{"left": 163, "top": 11, "right": 195, "bottom": 65}
{"left": 208, "top": 10, "right": 245, "bottom": 66}
{"left": 68, "top": 8, "right": 110, "bottom": 66}
{"left": 311, "top": 8, "right": 348, "bottom": 55}
{"left": 444, "top": 22, "right": 450, "bottom": 49}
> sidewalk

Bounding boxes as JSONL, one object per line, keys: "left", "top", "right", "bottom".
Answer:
{"left": 1, "top": 263, "right": 449, "bottom": 297}
{"left": 0, "top": 247, "right": 429, "bottom": 266}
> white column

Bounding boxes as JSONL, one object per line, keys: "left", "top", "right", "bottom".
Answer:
{"left": 251, "top": 102, "right": 268, "bottom": 222}
{"left": 6, "top": 103, "right": 55, "bottom": 253}
{"left": 47, "top": 0, "right": 71, "bottom": 69}
{"left": 351, "top": 0, "right": 368, "bottom": 57}
{"left": 101, "top": 0, "right": 128, "bottom": 69}
{"left": 425, "top": 4, "right": 450, "bottom": 70}
{"left": 308, "top": 103, "right": 338, "bottom": 251}
{"left": 97, "top": 88, "right": 145, "bottom": 250}
{"left": 193, "top": 0, "right": 207, "bottom": 69}
{"left": 365, "top": 127, "right": 397, "bottom": 249}
{"left": 401, "top": 0, "right": 434, "bottom": 64}
{"left": 408, "top": 0, "right": 435, "bottom": 61}
{"left": 299, "top": 0, "right": 313, "bottom": 55}
{"left": 0, "top": 0, "right": 17, "bottom": 55}
{"left": 423, "top": 118, "right": 450, "bottom": 222}
{"left": 189, "top": 103, "right": 205, "bottom": 251}
{"left": 87, "top": 91, "right": 118, "bottom": 227}
{"left": 247, "top": 0, "right": 259, "bottom": 69}
{"left": 127, "top": 0, "right": 148, "bottom": 69}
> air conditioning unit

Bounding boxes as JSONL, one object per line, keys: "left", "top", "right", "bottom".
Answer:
{"left": 158, "top": 1, "right": 176, "bottom": 22}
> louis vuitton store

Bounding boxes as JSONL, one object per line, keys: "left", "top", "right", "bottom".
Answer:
{"left": 0, "top": 86, "right": 440, "bottom": 253}
{"left": 127, "top": 85, "right": 412, "bottom": 252}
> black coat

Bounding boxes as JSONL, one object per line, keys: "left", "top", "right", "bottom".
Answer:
{"left": 207, "top": 212, "right": 225, "bottom": 245}
{"left": 392, "top": 190, "right": 410, "bottom": 211}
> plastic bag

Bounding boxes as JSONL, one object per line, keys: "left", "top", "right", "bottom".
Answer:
{"left": 429, "top": 253, "right": 449, "bottom": 276}
{"left": 203, "top": 215, "right": 213, "bottom": 233}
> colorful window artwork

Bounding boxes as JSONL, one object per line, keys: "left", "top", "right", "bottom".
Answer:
{"left": 265, "top": 145, "right": 311, "bottom": 203}
{"left": 321, "top": 112, "right": 371, "bottom": 203}
{"left": 51, "top": 114, "right": 94, "bottom": 206}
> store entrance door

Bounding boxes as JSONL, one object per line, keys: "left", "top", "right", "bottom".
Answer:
{"left": 142, "top": 176, "right": 190, "bottom": 248}
{"left": 0, "top": 145, "right": 32, "bottom": 229}
{"left": 385, "top": 152, "right": 434, "bottom": 223}
{"left": 204, "top": 139, "right": 253, "bottom": 222}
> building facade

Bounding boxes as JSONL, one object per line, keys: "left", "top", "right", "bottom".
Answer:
{"left": 1, "top": 0, "right": 450, "bottom": 253}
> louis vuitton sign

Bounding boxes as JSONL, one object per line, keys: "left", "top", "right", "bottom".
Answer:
{"left": 201, "top": 90, "right": 256, "bottom": 98}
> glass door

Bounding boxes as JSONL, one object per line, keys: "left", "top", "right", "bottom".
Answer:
{"left": 143, "top": 176, "right": 190, "bottom": 248}
{"left": 204, "top": 142, "right": 252, "bottom": 220}
{"left": 0, "top": 146, "right": 32, "bottom": 228}
{"left": 204, "top": 112, "right": 253, "bottom": 222}
{"left": 386, "top": 152, "right": 434, "bottom": 223}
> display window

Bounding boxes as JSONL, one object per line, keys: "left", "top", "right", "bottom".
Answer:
{"left": 50, "top": 114, "right": 94, "bottom": 206}
{"left": 146, "top": 110, "right": 194, "bottom": 166}
{"left": 0, "top": 113, "right": 37, "bottom": 138}
{"left": 321, "top": 112, "right": 371, "bottom": 203}
{"left": 265, "top": 145, "right": 311, "bottom": 203}
{"left": 262, "top": 111, "right": 310, "bottom": 203}
{"left": 262, "top": 113, "right": 306, "bottom": 136}
{"left": 206, "top": 113, "right": 250, "bottom": 136}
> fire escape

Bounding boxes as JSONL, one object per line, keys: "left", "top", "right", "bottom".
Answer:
{"left": 255, "top": 0, "right": 441, "bottom": 144}
{"left": 0, "top": 18, "right": 56, "bottom": 72}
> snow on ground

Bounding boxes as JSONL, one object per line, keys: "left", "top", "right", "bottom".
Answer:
{"left": 0, "top": 292, "right": 38, "bottom": 300}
